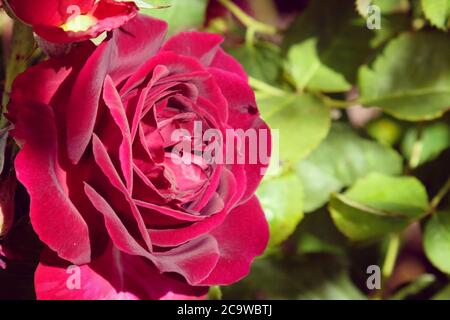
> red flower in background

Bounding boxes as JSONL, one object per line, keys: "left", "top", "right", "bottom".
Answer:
{"left": 4, "top": 0, "right": 138, "bottom": 43}
{"left": 9, "top": 14, "right": 270, "bottom": 299}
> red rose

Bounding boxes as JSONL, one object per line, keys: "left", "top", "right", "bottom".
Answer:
{"left": 4, "top": 0, "right": 138, "bottom": 43}
{"left": 9, "top": 14, "right": 270, "bottom": 300}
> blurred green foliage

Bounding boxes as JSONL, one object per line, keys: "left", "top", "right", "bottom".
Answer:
{"left": 144, "top": 0, "right": 450, "bottom": 300}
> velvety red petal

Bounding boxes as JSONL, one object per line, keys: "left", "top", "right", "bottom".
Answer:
{"left": 85, "top": 183, "right": 219, "bottom": 285}
{"left": 33, "top": 0, "right": 138, "bottom": 43}
{"left": 162, "top": 32, "right": 223, "bottom": 66}
{"left": 6, "top": 0, "right": 94, "bottom": 26}
{"left": 201, "top": 196, "right": 269, "bottom": 285}
{"left": 84, "top": 183, "right": 151, "bottom": 257}
{"left": 153, "top": 236, "right": 220, "bottom": 285}
{"left": 162, "top": 32, "right": 247, "bottom": 79}
{"left": 13, "top": 102, "right": 91, "bottom": 265}
{"left": 9, "top": 61, "right": 71, "bottom": 106}
{"left": 107, "top": 14, "right": 168, "bottom": 84}
{"left": 8, "top": 0, "right": 138, "bottom": 43}
{"left": 209, "top": 68, "right": 271, "bottom": 202}
{"left": 210, "top": 48, "right": 248, "bottom": 80}
{"left": 35, "top": 245, "right": 208, "bottom": 300}
{"left": 66, "top": 14, "right": 167, "bottom": 164}
{"left": 135, "top": 200, "right": 206, "bottom": 222}
{"left": 91, "top": 134, "right": 153, "bottom": 251}
{"left": 8, "top": 41, "right": 95, "bottom": 110}
{"left": 149, "top": 168, "right": 241, "bottom": 247}
{"left": 102, "top": 76, "right": 133, "bottom": 191}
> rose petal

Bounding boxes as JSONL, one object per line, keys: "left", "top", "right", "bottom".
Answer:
{"left": 208, "top": 68, "right": 271, "bottom": 202}
{"left": 85, "top": 183, "right": 219, "bottom": 285}
{"left": 161, "top": 32, "right": 247, "bottom": 79}
{"left": 149, "top": 168, "right": 241, "bottom": 247}
{"left": 8, "top": 41, "right": 95, "bottom": 108}
{"left": 66, "top": 14, "right": 167, "bottom": 163}
{"left": 33, "top": 0, "right": 138, "bottom": 43}
{"left": 35, "top": 245, "right": 208, "bottom": 300}
{"left": 201, "top": 196, "right": 269, "bottom": 285}
{"left": 13, "top": 102, "right": 91, "bottom": 265}
{"left": 102, "top": 75, "right": 133, "bottom": 191}
{"left": 134, "top": 200, "right": 205, "bottom": 222}
{"left": 84, "top": 183, "right": 150, "bottom": 257}
{"left": 6, "top": 0, "right": 94, "bottom": 26}
{"left": 91, "top": 134, "right": 153, "bottom": 251}
{"left": 210, "top": 49, "right": 248, "bottom": 80}
{"left": 162, "top": 32, "right": 223, "bottom": 66}
{"left": 154, "top": 235, "right": 220, "bottom": 285}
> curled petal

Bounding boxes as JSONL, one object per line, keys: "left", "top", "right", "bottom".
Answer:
{"left": 13, "top": 102, "right": 91, "bottom": 265}
{"left": 66, "top": 14, "right": 167, "bottom": 163}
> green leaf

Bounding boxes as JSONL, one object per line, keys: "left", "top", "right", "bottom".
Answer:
{"left": 424, "top": 211, "right": 450, "bottom": 274}
{"left": 356, "top": 0, "right": 372, "bottom": 17}
{"left": 370, "top": 14, "right": 411, "bottom": 48}
{"left": 286, "top": 0, "right": 373, "bottom": 92}
{"left": 228, "top": 42, "right": 282, "bottom": 85}
{"left": 297, "top": 210, "right": 349, "bottom": 256}
{"left": 257, "top": 93, "right": 331, "bottom": 163}
{"left": 433, "top": 284, "right": 450, "bottom": 300}
{"left": 389, "top": 274, "right": 436, "bottom": 300}
{"left": 359, "top": 32, "right": 450, "bottom": 121}
{"left": 401, "top": 122, "right": 450, "bottom": 168}
{"left": 329, "top": 173, "right": 429, "bottom": 241}
{"left": 133, "top": 0, "right": 161, "bottom": 8}
{"left": 296, "top": 124, "right": 403, "bottom": 212}
{"left": 372, "top": 0, "right": 410, "bottom": 13}
{"left": 421, "top": 0, "right": 450, "bottom": 30}
{"left": 257, "top": 172, "right": 304, "bottom": 248}
{"left": 141, "top": 0, "right": 208, "bottom": 35}
{"left": 222, "top": 255, "right": 365, "bottom": 300}
{"left": 287, "top": 39, "right": 350, "bottom": 92}
{"left": 355, "top": 0, "right": 409, "bottom": 18}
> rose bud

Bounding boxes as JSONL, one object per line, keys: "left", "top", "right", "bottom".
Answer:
{"left": 4, "top": 0, "right": 138, "bottom": 43}
{"left": 9, "top": 14, "right": 271, "bottom": 300}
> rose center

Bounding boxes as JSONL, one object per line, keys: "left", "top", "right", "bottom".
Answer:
{"left": 61, "top": 14, "right": 97, "bottom": 32}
